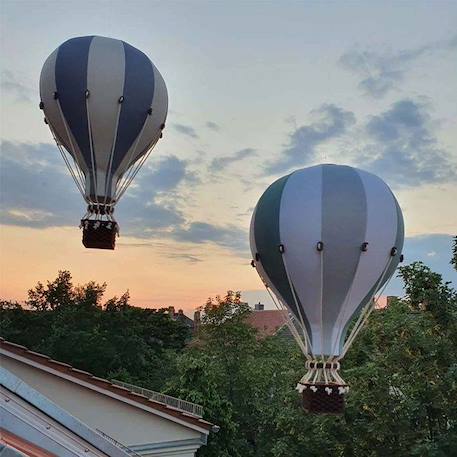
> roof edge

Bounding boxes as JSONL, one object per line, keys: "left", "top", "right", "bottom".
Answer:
{"left": 0, "top": 338, "right": 215, "bottom": 433}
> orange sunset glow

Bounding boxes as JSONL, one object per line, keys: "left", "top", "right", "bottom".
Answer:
{"left": 0, "top": 225, "right": 260, "bottom": 311}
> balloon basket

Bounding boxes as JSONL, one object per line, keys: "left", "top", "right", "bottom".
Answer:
{"left": 81, "top": 219, "right": 118, "bottom": 250}
{"left": 301, "top": 383, "right": 347, "bottom": 415}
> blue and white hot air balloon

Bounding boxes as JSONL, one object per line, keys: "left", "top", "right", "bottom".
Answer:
{"left": 250, "top": 164, "right": 404, "bottom": 413}
{"left": 40, "top": 36, "right": 168, "bottom": 249}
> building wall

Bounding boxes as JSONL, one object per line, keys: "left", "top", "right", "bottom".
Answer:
{"left": 1, "top": 355, "right": 203, "bottom": 455}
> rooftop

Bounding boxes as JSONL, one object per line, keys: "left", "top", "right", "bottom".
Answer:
{"left": 246, "top": 309, "right": 287, "bottom": 337}
{"left": 0, "top": 337, "right": 214, "bottom": 432}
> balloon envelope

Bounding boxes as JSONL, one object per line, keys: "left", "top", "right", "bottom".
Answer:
{"left": 250, "top": 164, "right": 404, "bottom": 357}
{"left": 40, "top": 35, "right": 168, "bottom": 204}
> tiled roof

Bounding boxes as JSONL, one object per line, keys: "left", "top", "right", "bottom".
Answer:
{"left": 0, "top": 338, "right": 214, "bottom": 432}
{"left": 246, "top": 310, "right": 287, "bottom": 337}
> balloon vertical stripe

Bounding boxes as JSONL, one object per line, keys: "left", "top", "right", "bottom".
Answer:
{"left": 111, "top": 41, "right": 155, "bottom": 172}
{"left": 321, "top": 165, "right": 367, "bottom": 355}
{"left": 86, "top": 36, "right": 126, "bottom": 200}
{"left": 55, "top": 36, "right": 94, "bottom": 167}
{"left": 252, "top": 174, "right": 302, "bottom": 319}
{"left": 334, "top": 168, "right": 401, "bottom": 354}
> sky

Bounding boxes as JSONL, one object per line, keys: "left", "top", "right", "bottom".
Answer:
{"left": 1, "top": 1, "right": 456, "bottom": 313}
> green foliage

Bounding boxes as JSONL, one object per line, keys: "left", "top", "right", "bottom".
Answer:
{"left": 166, "top": 263, "right": 457, "bottom": 456}
{"left": 2, "top": 252, "right": 457, "bottom": 456}
{"left": 0, "top": 271, "right": 190, "bottom": 390}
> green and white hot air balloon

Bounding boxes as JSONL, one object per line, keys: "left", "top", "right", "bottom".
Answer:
{"left": 250, "top": 164, "right": 404, "bottom": 414}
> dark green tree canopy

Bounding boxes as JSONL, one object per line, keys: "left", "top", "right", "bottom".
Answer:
{"left": 1, "top": 271, "right": 190, "bottom": 390}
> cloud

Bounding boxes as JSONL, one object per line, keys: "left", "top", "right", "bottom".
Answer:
{"left": 173, "top": 123, "right": 198, "bottom": 139}
{"left": 0, "top": 142, "right": 188, "bottom": 234}
{"left": 209, "top": 148, "right": 257, "bottom": 172}
{"left": 0, "top": 141, "right": 83, "bottom": 228}
{"left": 0, "top": 141, "right": 249, "bottom": 254}
{"left": 362, "top": 99, "right": 456, "bottom": 186}
{"left": 165, "top": 253, "right": 203, "bottom": 263}
{"left": 260, "top": 98, "right": 455, "bottom": 188}
{"left": 206, "top": 121, "right": 220, "bottom": 132}
{"left": 125, "top": 155, "right": 198, "bottom": 201}
{"left": 340, "top": 34, "right": 457, "bottom": 98}
{"left": 1, "top": 70, "right": 33, "bottom": 102}
{"left": 264, "top": 104, "right": 355, "bottom": 175}
{"left": 116, "top": 240, "right": 204, "bottom": 263}
{"left": 170, "top": 222, "right": 248, "bottom": 252}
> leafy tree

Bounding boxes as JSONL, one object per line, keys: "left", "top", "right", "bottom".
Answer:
{"left": 0, "top": 271, "right": 190, "bottom": 391}
{"left": 26, "top": 270, "right": 75, "bottom": 311}
{"left": 167, "top": 259, "right": 457, "bottom": 456}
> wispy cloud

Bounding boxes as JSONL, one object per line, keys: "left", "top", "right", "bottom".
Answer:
{"left": 0, "top": 141, "right": 249, "bottom": 254}
{"left": 264, "top": 104, "right": 355, "bottom": 175}
{"left": 206, "top": 121, "right": 220, "bottom": 132}
{"left": 0, "top": 141, "right": 82, "bottom": 228}
{"left": 173, "top": 123, "right": 199, "bottom": 139}
{"left": 362, "top": 99, "right": 456, "bottom": 186}
{"left": 339, "top": 34, "right": 457, "bottom": 98}
{"left": 209, "top": 148, "right": 257, "bottom": 172}
{"left": 170, "top": 221, "right": 248, "bottom": 252}
{"left": 0, "top": 142, "right": 188, "bottom": 233}
{"left": 165, "top": 253, "right": 203, "bottom": 263}
{"left": 117, "top": 240, "right": 204, "bottom": 263}
{"left": 125, "top": 155, "right": 198, "bottom": 201}
{"left": 1, "top": 70, "right": 33, "bottom": 102}
{"left": 261, "top": 98, "right": 456, "bottom": 187}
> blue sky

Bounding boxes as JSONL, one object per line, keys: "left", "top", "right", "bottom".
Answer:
{"left": 1, "top": 1, "right": 456, "bottom": 309}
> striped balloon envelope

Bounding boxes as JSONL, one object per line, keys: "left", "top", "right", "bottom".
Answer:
{"left": 39, "top": 36, "right": 168, "bottom": 248}
{"left": 250, "top": 164, "right": 404, "bottom": 411}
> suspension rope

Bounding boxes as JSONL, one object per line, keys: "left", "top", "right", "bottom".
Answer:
{"left": 114, "top": 117, "right": 152, "bottom": 200}
{"left": 340, "top": 257, "right": 394, "bottom": 358}
{"left": 115, "top": 136, "right": 157, "bottom": 201}
{"left": 48, "top": 124, "right": 87, "bottom": 200}
{"left": 327, "top": 256, "right": 361, "bottom": 362}
{"left": 265, "top": 285, "right": 309, "bottom": 357}
{"left": 54, "top": 98, "right": 89, "bottom": 193}
{"left": 72, "top": 153, "right": 87, "bottom": 192}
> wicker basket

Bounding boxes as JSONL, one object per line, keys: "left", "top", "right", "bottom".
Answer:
{"left": 81, "top": 220, "right": 117, "bottom": 250}
{"left": 301, "top": 383, "right": 347, "bottom": 414}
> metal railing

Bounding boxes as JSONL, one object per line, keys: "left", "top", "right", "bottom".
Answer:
{"left": 112, "top": 379, "right": 204, "bottom": 418}
{"left": 96, "top": 428, "right": 142, "bottom": 456}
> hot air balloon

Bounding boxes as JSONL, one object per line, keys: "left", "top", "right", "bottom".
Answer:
{"left": 39, "top": 36, "right": 168, "bottom": 249}
{"left": 250, "top": 164, "right": 404, "bottom": 414}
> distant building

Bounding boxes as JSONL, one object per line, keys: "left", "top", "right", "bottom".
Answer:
{"left": 374, "top": 295, "right": 398, "bottom": 309}
{"left": 245, "top": 303, "right": 289, "bottom": 338}
{"left": 0, "top": 338, "right": 217, "bottom": 456}
{"left": 245, "top": 297, "right": 399, "bottom": 339}
{"left": 168, "top": 306, "right": 195, "bottom": 331}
